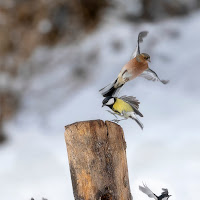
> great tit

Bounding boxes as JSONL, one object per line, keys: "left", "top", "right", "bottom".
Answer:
{"left": 99, "top": 31, "right": 168, "bottom": 97}
{"left": 139, "top": 183, "right": 172, "bottom": 200}
{"left": 102, "top": 95, "right": 144, "bottom": 129}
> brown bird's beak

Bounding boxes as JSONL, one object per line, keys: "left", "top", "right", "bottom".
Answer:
{"left": 148, "top": 58, "right": 151, "bottom": 62}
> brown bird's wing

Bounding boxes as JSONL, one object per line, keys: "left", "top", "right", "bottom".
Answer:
{"left": 139, "top": 68, "right": 169, "bottom": 84}
{"left": 119, "top": 95, "right": 143, "bottom": 117}
{"left": 130, "top": 31, "right": 148, "bottom": 59}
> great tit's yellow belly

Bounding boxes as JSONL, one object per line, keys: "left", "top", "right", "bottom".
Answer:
{"left": 112, "top": 99, "right": 133, "bottom": 114}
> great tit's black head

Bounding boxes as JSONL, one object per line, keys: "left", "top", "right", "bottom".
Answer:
{"left": 102, "top": 96, "right": 116, "bottom": 107}
{"left": 141, "top": 53, "right": 151, "bottom": 62}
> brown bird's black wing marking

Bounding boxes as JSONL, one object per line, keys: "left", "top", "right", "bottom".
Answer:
{"left": 130, "top": 31, "right": 148, "bottom": 59}
{"left": 139, "top": 68, "right": 169, "bottom": 84}
{"left": 120, "top": 96, "right": 143, "bottom": 117}
{"left": 99, "top": 79, "right": 123, "bottom": 97}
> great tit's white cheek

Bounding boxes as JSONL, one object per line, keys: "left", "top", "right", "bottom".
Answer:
{"left": 106, "top": 98, "right": 114, "bottom": 105}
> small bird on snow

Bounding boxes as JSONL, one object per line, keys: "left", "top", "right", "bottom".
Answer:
{"left": 99, "top": 31, "right": 169, "bottom": 97}
{"left": 102, "top": 95, "right": 144, "bottom": 129}
{"left": 139, "top": 183, "right": 172, "bottom": 200}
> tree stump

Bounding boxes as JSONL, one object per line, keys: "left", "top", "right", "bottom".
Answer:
{"left": 64, "top": 120, "right": 132, "bottom": 200}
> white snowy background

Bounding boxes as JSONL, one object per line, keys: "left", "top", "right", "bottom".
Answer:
{"left": 0, "top": 4, "right": 200, "bottom": 200}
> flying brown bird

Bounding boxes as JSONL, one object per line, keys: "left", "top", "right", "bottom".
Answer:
{"left": 99, "top": 31, "right": 168, "bottom": 97}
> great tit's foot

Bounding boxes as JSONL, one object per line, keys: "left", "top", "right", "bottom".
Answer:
{"left": 111, "top": 119, "right": 120, "bottom": 123}
{"left": 111, "top": 118, "right": 127, "bottom": 123}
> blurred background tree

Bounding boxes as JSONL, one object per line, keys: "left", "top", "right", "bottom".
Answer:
{"left": 0, "top": 0, "right": 199, "bottom": 143}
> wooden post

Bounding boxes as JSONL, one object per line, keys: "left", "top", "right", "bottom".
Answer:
{"left": 64, "top": 120, "right": 132, "bottom": 200}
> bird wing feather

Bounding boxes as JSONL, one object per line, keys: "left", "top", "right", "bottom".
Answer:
{"left": 120, "top": 96, "right": 140, "bottom": 109}
{"left": 130, "top": 31, "right": 148, "bottom": 59}
{"left": 161, "top": 188, "right": 169, "bottom": 195}
{"left": 139, "top": 68, "right": 169, "bottom": 84}
{"left": 139, "top": 184, "right": 158, "bottom": 200}
{"left": 119, "top": 96, "right": 143, "bottom": 117}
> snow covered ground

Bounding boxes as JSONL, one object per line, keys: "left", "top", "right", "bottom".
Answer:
{"left": 1, "top": 10, "right": 200, "bottom": 200}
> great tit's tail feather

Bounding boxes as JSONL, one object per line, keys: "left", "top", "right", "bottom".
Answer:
{"left": 99, "top": 79, "right": 123, "bottom": 97}
{"left": 135, "top": 118, "right": 144, "bottom": 130}
{"left": 134, "top": 109, "right": 143, "bottom": 118}
{"left": 130, "top": 115, "right": 144, "bottom": 130}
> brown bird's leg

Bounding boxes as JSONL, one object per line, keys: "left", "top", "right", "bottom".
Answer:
{"left": 121, "top": 70, "right": 131, "bottom": 83}
{"left": 125, "top": 78, "right": 129, "bottom": 82}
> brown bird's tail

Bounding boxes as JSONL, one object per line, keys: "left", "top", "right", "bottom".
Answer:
{"left": 99, "top": 79, "right": 123, "bottom": 97}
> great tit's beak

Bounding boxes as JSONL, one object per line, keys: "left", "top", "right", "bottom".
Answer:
{"left": 102, "top": 104, "right": 105, "bottom": 107}
{"left": 169, "top": 195, "right": 172, "bottom": 197}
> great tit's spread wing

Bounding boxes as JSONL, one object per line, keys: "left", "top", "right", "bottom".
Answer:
{"left": 139, "top": 68, "right": 169, "bottom": 84}
{"left": 120, "top": 96, "right": 143, "bottom": 117}
{"left": 130, "top": 31, "right": 148, "bottom": 59}
{"left": 139, "top": 184, "right": 158, "bottom": 200}
{"left": 120, "top": 96, "right": 140, "bottom": 109}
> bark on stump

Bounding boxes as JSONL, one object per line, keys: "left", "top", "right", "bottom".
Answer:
{"left": 64, "top": 120, "right": 132, "bottom": 200}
